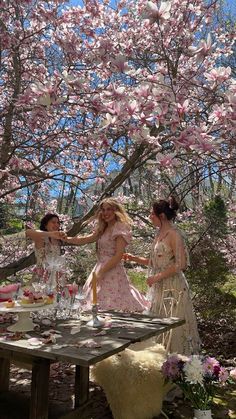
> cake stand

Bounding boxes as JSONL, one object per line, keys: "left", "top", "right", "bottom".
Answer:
{"left": 0, "top": 301, "right": 57, "bottom": 332}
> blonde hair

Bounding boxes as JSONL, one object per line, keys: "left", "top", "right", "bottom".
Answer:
{"left": 96, "top": 198, "right": 132, "bottom": 236}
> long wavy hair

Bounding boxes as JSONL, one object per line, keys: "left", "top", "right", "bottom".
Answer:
{"left": 96, "top": 198, "right": 132, "bottom": 236}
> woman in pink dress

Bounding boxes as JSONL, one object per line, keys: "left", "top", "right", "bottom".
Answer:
{"left": 64, "top": 198, "right": 148, "bottom": 312}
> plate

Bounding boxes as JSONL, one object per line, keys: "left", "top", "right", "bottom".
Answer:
{"left": 19, "top": 301, "right": 46, "bottom": 308}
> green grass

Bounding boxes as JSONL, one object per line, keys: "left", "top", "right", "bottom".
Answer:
{"left": 0, "top": 218, "right": 23, "bottom": 234}
{"left": 128, "top": 270, "right": 147, "bottom": 293}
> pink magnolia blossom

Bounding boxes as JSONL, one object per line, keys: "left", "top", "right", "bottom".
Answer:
{"left": 209, "top": 104, "right": 227, "bottom": 123}
{"left": 143, "top": 1, "right": 171, "bottom": 23}
{"left": 101, "top": 113, "right": 118, "bottom": 128}
{"left": 110, "top": 55, "right": 130, "bottom": 72}
{"left": 189, "top": 33, "right": 212, "bottom": 62}
{"left": 206, "top": 66, "right": 231, "bottom": 85}
{"left": 0, "top": 0, "right": 235, "bottom": 210}
{"left": 155, "top": 152, "right": 177, "bottom": 168}
{"left": 177, "top": 100, "right": 189, "bottom": 116}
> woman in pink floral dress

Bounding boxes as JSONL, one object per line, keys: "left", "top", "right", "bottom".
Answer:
{"left": 64, "top": 198, "right": 148, "bottom": 311}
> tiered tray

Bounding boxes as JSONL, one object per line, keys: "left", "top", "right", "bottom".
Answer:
{"left": 0, "top": 301, "right": 57, "bottom": 332}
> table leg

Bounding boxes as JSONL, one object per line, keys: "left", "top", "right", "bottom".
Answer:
{"left": 30, "top": 358, "right": 50, "bottom": 419}
{"left": 0, "top": 357, "right": 10, "bottom": 392}
{"left": 74, "top": 365, "right": 89, "bottom": 407}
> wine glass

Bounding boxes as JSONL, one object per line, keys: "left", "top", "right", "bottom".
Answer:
{"left": 45, "top": 254, "right": 66, "bottom": 273}
{"left": 75, "top": 285, "right": 86, "bottom": 317}
{"left": 56, "top": 286, "right": 71, "bottom": 320}
{"left": 75, "top": 285, "right": 85, "bottom": 301}
{"left": 70, "top": 299, "right": 81, "bottom": 320}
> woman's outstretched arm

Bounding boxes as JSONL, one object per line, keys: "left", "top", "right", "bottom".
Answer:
{"left": 25, "top": 229, "right": 65, "bottom": 242}
{"left": 123, "top": 253, "right": 150, "bottom": 266}
{"left": 62, "top": 231, "right": 98, "bottom": 245}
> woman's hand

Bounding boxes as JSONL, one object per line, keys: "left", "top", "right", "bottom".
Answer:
{"left": 95, "top": 269, "right": 104, "bottom": 282}
{"left": 50, "top": 231, "right": 67, "bottom": 240}
{"left": 123, "top": 253, "right": 136, "bottom": 262}
{"left": 123, "top": 253, "right": 150, "bottom": 266}
{"left": 147, "top": 274, "right": 160, "bottom": 287}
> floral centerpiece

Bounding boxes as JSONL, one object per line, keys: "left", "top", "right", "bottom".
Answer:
{"left": 162, "top": 354, "right": 236, "bottom": 418}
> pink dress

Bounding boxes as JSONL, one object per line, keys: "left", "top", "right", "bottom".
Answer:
{"left": 83, "top": 221, "right": 148, "bottom": 312}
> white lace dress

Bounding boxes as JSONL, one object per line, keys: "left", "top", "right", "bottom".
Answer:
{"left": 35, "top": 238, "right": 61, "bottom": 266}
{"left": 147, "top": 231, "right": 200, "bottom": 355}
{"left": 34, "top": 238, "right": 63, "bottom": 287}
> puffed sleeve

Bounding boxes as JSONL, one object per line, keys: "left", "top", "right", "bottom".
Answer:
{"left": 111, "top": 222, "right": 132, "bottom": 245}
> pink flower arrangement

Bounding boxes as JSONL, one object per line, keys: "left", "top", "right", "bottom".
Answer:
{"left": 162, "top": 354, "right": 235, "bottom": 409}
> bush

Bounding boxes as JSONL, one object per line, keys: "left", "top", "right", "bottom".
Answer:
{"left": 2, "top": 219, "right": 23, "bottom": 234}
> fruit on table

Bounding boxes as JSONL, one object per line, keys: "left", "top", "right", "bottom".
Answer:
{"left": 5, "top": 299, "right": 15, "bottom": 308}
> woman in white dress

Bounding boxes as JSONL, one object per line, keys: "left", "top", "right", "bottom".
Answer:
{"left": 124, "top": 197, "right": 200, "bottom": 355}
{"left": 25, "top": 213, "right": 65, "bottom": 285}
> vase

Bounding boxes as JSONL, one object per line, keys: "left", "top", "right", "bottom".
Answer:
{"left": 193, "top": 409, "right": 212, "bottom": 419}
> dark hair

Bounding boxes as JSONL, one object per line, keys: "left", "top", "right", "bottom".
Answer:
{"left": 39, "top": 213, "right": 60, "bottom": 231}
{"left": 153, "top": 196, "right": 179, "bottom": 221}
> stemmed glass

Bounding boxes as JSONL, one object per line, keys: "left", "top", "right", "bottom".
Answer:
{"left": 31, "top": 281, "right": 46, "bottom": 294}
{"left": 13, "top": 282, "right": 22, "bottom": 302}
{"left": 69, "top": 298, "right": 81, "bottom": 320}
{"left": 56, "top": 286, "right": 71, "bottom": 320}
{"left": 75, "top": 285, "right": 86, "bottom": 318}
{"left": 44, "top": 255, "right": 66, "bottom": 292}
{"left": 30, "top": 279, "right": 52, "bottom": 322}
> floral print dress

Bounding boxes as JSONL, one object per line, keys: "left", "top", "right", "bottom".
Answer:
{"left": 35, "top": 237, "right": 61, "bottom": 268}
{"left": 83, "top": 221, "right": 148, "bottom": 312}
{"left": 147, "top": 228, "right": 201, "bottom": 355}
{"left": 34, "top": 238, "right": 64, "bottom": 287}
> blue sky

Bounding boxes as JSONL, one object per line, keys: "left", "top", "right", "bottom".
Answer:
{"left": 69, "top": 0, "right": 236, "bottom": 14}
{"left": 225, "top": 0, "right": 236, "bottom": 15}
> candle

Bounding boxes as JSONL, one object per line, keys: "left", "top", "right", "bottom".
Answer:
{"left": 92, "top": 272, "right": 97, "bottom": 305}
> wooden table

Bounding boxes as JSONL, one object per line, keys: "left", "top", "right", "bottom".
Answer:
{"left": 0, "top": 312, "right": 185, "bottom": 419}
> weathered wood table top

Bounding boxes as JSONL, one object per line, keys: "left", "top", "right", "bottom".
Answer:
{"left": 0, "top": 312, "right": 185, "bottom": 366}
{"left": 0, "top": 311, "right": 185, "bottom": 419}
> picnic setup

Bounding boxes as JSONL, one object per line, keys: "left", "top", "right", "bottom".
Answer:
{"left": 0, "top": 278, "right": 184, "bottom": 419}
{"left": 1, "top": 0, "right": 236, "bottom": 418}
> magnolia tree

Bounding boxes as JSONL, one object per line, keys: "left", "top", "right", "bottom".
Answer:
{"left": 0, "top": 0, "right": 235, "bottom": 279}
{"left": 0, "top": 0, "right": 155, "bottom": 211}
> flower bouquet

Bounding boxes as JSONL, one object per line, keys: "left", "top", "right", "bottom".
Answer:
{"left": 162, "top": 354, "right": 236, "bottom": 414}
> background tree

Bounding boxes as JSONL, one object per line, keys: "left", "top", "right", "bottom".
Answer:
{"left": 0, "top": 0, "right": 236, "bottom": 279}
